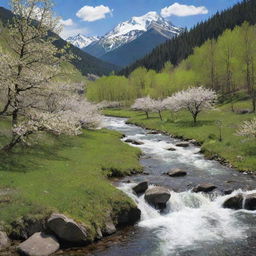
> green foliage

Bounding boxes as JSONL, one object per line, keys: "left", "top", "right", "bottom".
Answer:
{"left": 120, "top": 0, "right": 256, "bottom": 75}
{"left": 104, "top": 100, "right": 256, "bottom": 172}
{"left": 0, "top": 118, "right": 142, "bottom": 237}
{"left": 88, "top": 22, "right": 256, "bottom": 113}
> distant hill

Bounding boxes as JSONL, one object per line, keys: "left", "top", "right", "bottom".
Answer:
{"left": 0, "top": 7, "right": 117, "bottom": 76}
{"left": 120, "top": 0, "right": 256, "bottom": 76}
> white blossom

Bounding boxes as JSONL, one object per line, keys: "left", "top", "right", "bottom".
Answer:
{"left": 169, "top": 87, "right": 217, "bottom": 123}
{"left": 237, "top": 118, "right": 256, "bottom": 138}
{"left": 131, "top": 96, "right": 154, "bottom": 118}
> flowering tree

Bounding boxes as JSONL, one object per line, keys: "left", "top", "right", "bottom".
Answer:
{"left": 170, "top": 87, "right": 217, "bottom": 123}
{"left": 0, "top": 0, "right": 102, "bottom": 151}
{"left": 162, "top": 97, "right": 178, "bottom": 121}
{"left": 237, "top": 118, "right": 256, "bottom": 138}
{"left": 151, "top": 99, "right": 165, "bottom": 121}
{"left": 131, "top": 96, "right": 154, "bottom": 119}
{"left": 2, "top": 83, "right": 102, "bottom": 151}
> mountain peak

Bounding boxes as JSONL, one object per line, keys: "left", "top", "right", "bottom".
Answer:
{"left": 67, "top": 34, "right": 100, "bottom": 49}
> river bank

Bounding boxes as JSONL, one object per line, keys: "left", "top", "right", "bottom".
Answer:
{"left": 0, "top": 118, "right": 143, "bottom": 255}
{"left": 103, "top": 101, "right": 256, "bottom": 173}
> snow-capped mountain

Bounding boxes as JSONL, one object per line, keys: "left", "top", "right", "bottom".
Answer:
{"left": 67, "top": 34, "right": 100, "bottom": 49}
{"left": 67, "top": 11, "right": 182, "bottom": 67}
{"left": 100, "top": 11, "right": 181, "bottom": 53}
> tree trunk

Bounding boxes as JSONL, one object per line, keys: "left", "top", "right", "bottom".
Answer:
{"left": 145, "top": 111, "right": 149, "bottom": 119}
{"left": 158, "top": 111, "right": 163, "bottom": 121}
{"left": 1, "top": 135, "right": 21, "bottom": 152}
{"left": 192, "top": 113, "right": 198, "bottom": 124}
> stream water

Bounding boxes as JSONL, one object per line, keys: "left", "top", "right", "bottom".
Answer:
{"left": 60, "top": 116, "right": 256, "bottom": 256}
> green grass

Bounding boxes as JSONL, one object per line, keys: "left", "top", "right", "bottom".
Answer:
{"left": 0, "top": 120, "right": 142, "bottom": 239}
{"left": 104, "top": 100, "right": 256, "bottom": 172}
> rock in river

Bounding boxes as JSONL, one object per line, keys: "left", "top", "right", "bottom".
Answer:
{"left": 223, "top": 194, "right": 243, "bottom": 210}
{"left": 244, "top": 193, "right": 256, "bottom": 211}
{"left": 125, "top": 139, "right": 144, "bottom": 145}
{"left": 17, "top": 232, "right": 59, "bottom": 256}
{"left": 193, "top": 183, "right": 217, "bottom": 193}
{"left": 167, "top": 169, "right": 187, "bottom": 177}
{"left": 175, "top": 142, "right": 190, "bottom": 148}
{"left": 145, "top": 186, "right": 171, "bottom": 208}
{"left": 47, "top": 213, "right": 87, "bottom": 244}
{"left": 133, "top": 181, "right": 148, "bottom": 194}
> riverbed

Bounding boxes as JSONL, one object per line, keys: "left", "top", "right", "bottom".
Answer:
{"left": 58, "top": 116, "right": 256, "bottom": 256}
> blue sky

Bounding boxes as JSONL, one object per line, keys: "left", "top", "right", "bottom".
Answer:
{"left": 1, "top": 0, "right": 241, "bottom": 38}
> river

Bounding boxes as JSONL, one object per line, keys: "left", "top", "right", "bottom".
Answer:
{"left": 59, "top": 116, "right": 256, "bottom": 256}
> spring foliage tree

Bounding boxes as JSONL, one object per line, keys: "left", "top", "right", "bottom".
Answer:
{"left": 170, "top": 87, "right": 217, "bottom": 123}
{"left": 0, "top": 0, "right": 101, "bottom": 151}
{"left": 131, "top": 96, "right": 154, "bottom": 119}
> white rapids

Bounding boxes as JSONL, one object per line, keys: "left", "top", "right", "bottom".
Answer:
{"left": 120, "top": 183, "right": 255, "bottom": 256}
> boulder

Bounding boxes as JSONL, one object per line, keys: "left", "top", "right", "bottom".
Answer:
{"left": 124, "top": 139, "right": 144, "bottom": 145}
{"left": 116, "top": 206, "right": 141, "bottom": 226}
{"left": 47, "top": 213, "right": 87, "bottom": 244}
{"left": 147, "top": 131, "right": 159, "bottom": 135}
{"left": 145, "top": 187, "right": 171, "bottom": 208}
{"left": 132, "top": 181, "right": 148, "bottom": 194}
{"left": 103, "top": 219, "right": 116, "bottom": 236}
{"left": 223, "top": 194, "right": 243, "bottom": 210}
{"left": 175, "top": 142, "right": 190, "bottom": 148}
{"left": 167, "top": 169, "right": 187, "bottom": 177}
{"left": 244, "top": 193, "right": 256, "bottom": 211}
{"left": 17, "top": 232, "right": 59, "bottom": 256}
{"left": 0, "top": 232, "right": 10, "bottom": 250}
{"left": 167, "top": 147, "right": 176, "bottom": 151}
{"left": 193, "top": 183, "right": 217, "bottom": 193}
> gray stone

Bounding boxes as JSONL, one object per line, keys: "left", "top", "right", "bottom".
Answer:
{"left": 175, "top": 142, "right": 190, "bottom": 148}
{"left": 244, "top": 193, "right": 256, "bottom": 211}
{"left": 124, "top": 139, "right": 144, "bottom": 145}
{"left": 193, "top": 183, "right": 217, "bottom": 193}
{"left": 133, "top": 181, "right": 148, "bottom": 194}
{"left": 17, "top": 232, "right": 59, "bottom": 256}
{"left": 223, "top": 194, "right": 243, "bottom": 210}
{"left": 0, "top": 231, "right": 10, "bottom": 250}
{"left": 47, "top": 213, "right": 87, "bottom": 244}
{"left": 145, "top": 187, "right": 171, "bottom": 208}
{"left": 167, "top": 169, "right": 187, "bottom": 177}
{"left": 167, "top": 147, "right": 176, "bottom": 151}
{"left": 103, "top": 217, "right": 116, "bottom": 236}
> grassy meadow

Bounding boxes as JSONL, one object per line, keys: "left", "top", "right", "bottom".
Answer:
{"left": 0, "top": 117, "right": 142, "bottom": 239}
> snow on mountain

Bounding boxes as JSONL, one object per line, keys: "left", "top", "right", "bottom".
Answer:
{"left": 67, "top": 34, "right": 100, "bottom": 49}
{"left": 68, "top": 12, "right": 182, "bottom": 55}
{"left": 99, "top": 11, "right": 182, "bottom": 52}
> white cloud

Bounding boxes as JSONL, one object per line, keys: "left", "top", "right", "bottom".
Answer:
{"left": 59, "top": 18, "right": 74, "bottom": 27}
{"left": 76, "top": 5, "right": 112, "bottom": 22}
{"left": 161, "top": 2, "right": 208, "bottom": 17}
{"left": 59, "top": 19, "right": 89, "bottom": 39}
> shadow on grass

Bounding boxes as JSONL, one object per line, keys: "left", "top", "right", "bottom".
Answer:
{"left": 174, "top": 120, "right": 215, "bottom": 128}
{"left": 0, "top": 134, "right": 79, "bottom": 173}
{"left": 244, "top": 144, "right": 256, "bottom": 156}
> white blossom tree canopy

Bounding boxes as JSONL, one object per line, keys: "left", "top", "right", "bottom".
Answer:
{"left": 237, "top": 118, "right": 256, "bottom": 138}
{"left": 170, "top": 87, "right": 217, "bottom": 123}
{"left": 151, "top": 99, "right": 166, "bottom": 120}
{"left": 0, "top": 0, "right": 102, "bottom": 151}
{"left": 131, "top": 96, "right": 154, "bottom": 118}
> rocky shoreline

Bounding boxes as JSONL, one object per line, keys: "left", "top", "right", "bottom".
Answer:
{"left": 1, "top": 205, "right": 141, "bottom": 255}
